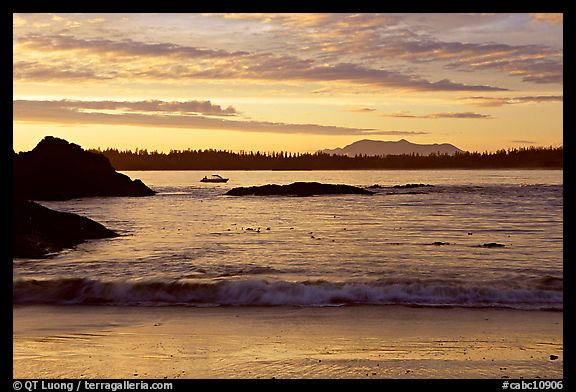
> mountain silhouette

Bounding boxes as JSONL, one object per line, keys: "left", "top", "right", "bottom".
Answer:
{"left": 320, "top": 139, "right": 464, "bottom": 156}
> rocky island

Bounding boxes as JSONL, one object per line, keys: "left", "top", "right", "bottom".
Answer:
{"left": 225, "top": 182, "right": 374, "bottom": 197}
{"left": 13, "top": 136, "right": 155, "bottom": 258}
{"left": 14, "top": 136, "right": 155, "bottom": 201}
{"left": 13, "top": 198, "right": 119, "bottom": 258}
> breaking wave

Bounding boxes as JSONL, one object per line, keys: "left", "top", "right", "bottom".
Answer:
{"left": 13, "top": 277, "right": 562, "bottom": 310}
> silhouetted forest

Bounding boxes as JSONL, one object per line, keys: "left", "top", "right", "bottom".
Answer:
{"left": 89, "top": 146, "right": 563, "bottom": 170}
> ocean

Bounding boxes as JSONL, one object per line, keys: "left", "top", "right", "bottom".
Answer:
{"left": 13, "top": 170, "right": 563, "bottom": 311}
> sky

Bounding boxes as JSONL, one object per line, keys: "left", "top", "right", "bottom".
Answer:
{"left": 13, "top": 13, "right": 563, "bottom": 153}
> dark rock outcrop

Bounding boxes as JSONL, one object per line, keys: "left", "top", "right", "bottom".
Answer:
{"left": 13, "top": 198, "right": 119, "bottom": 258}
{"left": 14, "top": 136, "right": 155, "bottom": 200}
{"left": 226, "top": 182, "right": 374, "bottom": 197}
{"left": 477, "top": 243, "right": 506, "bottom": 248}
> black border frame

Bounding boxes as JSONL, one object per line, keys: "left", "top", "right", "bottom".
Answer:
{"left": 6, "top": 3, "right": 571, "bottom": 391}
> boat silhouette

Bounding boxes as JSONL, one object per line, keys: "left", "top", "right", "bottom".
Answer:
{"left": 200, "top": 174, "right": 229, "bottom": 183}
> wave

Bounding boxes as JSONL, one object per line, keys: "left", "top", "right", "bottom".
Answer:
{"left": 368, "top": 183, "right": 563, "bottom": 196}
{"left": 13, "top": 277, "right": 563, "bottom": 310}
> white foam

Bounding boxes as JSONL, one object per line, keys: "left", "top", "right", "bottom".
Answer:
{"left": 13, "top": 278, "right": 563, "bottom": 310}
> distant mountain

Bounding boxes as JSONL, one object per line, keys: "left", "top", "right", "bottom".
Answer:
{"left": 320, "top": 139, "right": 464, "bottom": 156}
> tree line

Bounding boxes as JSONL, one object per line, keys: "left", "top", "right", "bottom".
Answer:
{"left": 89, "top": 146, "right": 563, "bottom": 170}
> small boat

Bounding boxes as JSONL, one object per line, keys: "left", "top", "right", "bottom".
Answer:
{"left": 200, "top": 174, "right": 229, "bottom": 183}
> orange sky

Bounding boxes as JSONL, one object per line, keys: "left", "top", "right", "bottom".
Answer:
{"left": 13, "top": 13, "right": 563, "bottom": 153}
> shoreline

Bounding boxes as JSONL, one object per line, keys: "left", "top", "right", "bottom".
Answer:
{"left": 13, "top": 304, "right": 563, "bottom": 379}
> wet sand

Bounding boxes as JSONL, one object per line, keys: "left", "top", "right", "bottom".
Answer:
{"left": 13, "top": 305, "right": 562, "bottom": 379}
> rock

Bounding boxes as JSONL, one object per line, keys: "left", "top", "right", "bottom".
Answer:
{"left": 225, "top": 182, "right": 374, "bottom": 197}
{"left": 14, "top": 136, "right": 155, "bottom": 200}
{"left": 13, "top": 198, "right": 119, "bottom": 258}
{"left": 477, "top": 243, "right": 506, "bottom": 248}
{"left": 431, "top": 241, "right": 450, "bottom": 246}
{"left": 550, "top": 355, "right": 558, "bottom": 360}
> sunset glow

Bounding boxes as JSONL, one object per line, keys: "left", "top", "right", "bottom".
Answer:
{"left": 13, "top": 13, "right": 563, "bottom": 153}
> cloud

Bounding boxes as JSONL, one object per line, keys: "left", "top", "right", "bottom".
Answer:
{"left": 13, "top": 100, "right": 428, "bottom": 136}
{"left": 14, "top": 14, "right": 563, "bottom": 91}
{"left": 13, "top": 60, "right": 113, "bottom": 81}
{"left": 350, "top": 38, "right": 563, "bottom": 84}
{"left": 14, "top": 34, "right": 507, "bottom": 92}
{"left": 511, "top": 140, "right": 537, "bottom": 144}
{"left": 530, "top": 13, "right": 563, "bottom": 25}
{"left": 381, "top": 111, "right": 492, "bottom": 119}
{"left": 242, "top": 61, "right": 506, "bottom": 91}
{"left": 24, "top": 99, "right": 238, "bottom": 116}
{"left": 445, "top": 56, "right": 563, "bottom": 84}
{"left": 209, "top": 13, "right": 562, "bottom": 85}
{"left": 204, "top": 13, "right": 345, "bottom": 28}
{"left": 461, "top": 95, "right": 563, "bottom": 107}
{"left": 17, "top": 34, "right": 249, "bottom": 59}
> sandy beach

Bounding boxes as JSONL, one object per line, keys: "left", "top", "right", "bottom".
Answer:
{"left": 13, "top": 305, "right": 562, "bottom": 379}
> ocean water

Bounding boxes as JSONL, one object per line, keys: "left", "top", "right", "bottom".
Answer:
{"left": 13, "top": 170, "right": 563, "bottom": 310}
